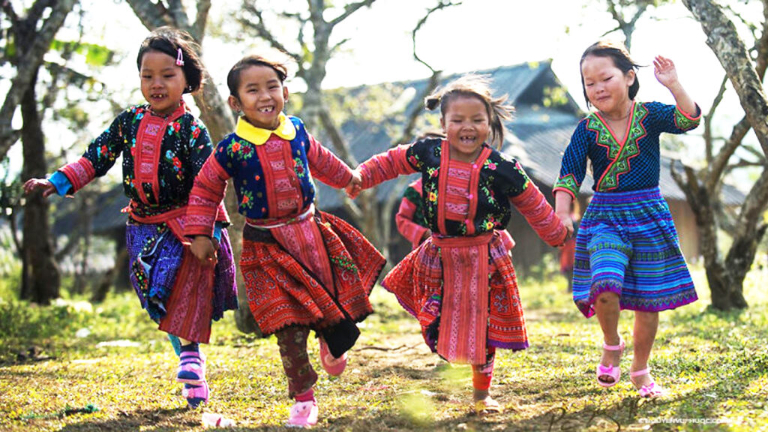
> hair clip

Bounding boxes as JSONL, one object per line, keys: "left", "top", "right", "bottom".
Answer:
{"left": 176, "top": 48, "right": 185, "bottom": 66}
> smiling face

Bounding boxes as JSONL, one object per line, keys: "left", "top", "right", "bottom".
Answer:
{"left": 139, "top": 50, "right": 188, "bottom": 116}
{"left": 440, "top": 95, "right": 490, "bottom": 162}
{"left": 581, "top": 54, "right": 635, "bottom": 118}
{"left": 228, "top": 65, "right": 288, "bottom": 130}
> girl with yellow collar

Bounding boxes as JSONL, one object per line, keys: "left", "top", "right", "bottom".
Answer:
{"left": 184, "top": 55, "right": 385, "bottom": 428}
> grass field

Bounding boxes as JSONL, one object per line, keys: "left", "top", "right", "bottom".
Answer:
{"left": 0, "top": 266, "right": 766, "bottom": 431}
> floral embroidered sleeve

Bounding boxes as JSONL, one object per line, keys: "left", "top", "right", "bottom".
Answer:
{"left": 645, "top": 101, "right": 701, "bottom": 135}
{"left": 56, "top": 112, "right": 129, "bottom": 194}
{"left": 499, "top": 157, "right": 567, "bottom": 247}
{"left": 553, "top": 120, "right": 590, "bottom": 200}
{"left": 305, "top": 133, "right": 353, "bottom": 188}
{"left": 184, "top": 139, "right": 232, "bottom": 238}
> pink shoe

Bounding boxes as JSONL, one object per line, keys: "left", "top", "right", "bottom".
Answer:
{"left": 596, "top": 338, "right": 625, "bottom": 387}
{"left": 630, "top": 368, "right": 664, "bottom": 398}
{"left": 177, "top": 351, "right": 206, "bottom": 385}
{"left": 182, "top": 381, "right": 209, "bottom": 408}
{"left": 286, "top": 399, "right": 318, "bottom": 428}
{"left": 319, "top": 338, "right": 347, "bottom": 377}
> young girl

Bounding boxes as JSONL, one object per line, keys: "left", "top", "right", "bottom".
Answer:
{"left": 23, "top": 27, "right": 237, "bottom": 408}
{"left": 184, "top": 55, "right": 385, "bottom": 428}
{"left": 553, "top": 40, "right": 700, "bottom": 398}
{"left": 348, "top": 75, "right": 568, "bottom": 414}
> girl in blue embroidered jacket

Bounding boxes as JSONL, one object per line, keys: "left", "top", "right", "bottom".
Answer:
{"left": 553, "top": 40, "right": 701, "bottom": 398}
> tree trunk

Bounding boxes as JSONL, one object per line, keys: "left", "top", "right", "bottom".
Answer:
{"left": 20, "top": 72, "right": 60, "bottom": 304}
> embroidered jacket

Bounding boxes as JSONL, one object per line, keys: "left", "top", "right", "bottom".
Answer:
{"left": 184, "top": 114, "right": 354, "bottom": 238}
{"left": 553, "top": 101, "right": 701, "bottom": 198}
{"left": 54, "top": 102, "right": 213, "bottom": 218}
{"left": 359, "top": 137, "right": 566, "bottom": 246}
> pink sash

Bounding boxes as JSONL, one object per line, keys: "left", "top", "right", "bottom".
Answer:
{"left": 433, "top": 232, "right": 492, "bottom": 365}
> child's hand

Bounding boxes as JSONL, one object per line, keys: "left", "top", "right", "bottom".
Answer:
{"left": 556, "top": 211, "right": 575, "bottom": 239}
{"left": 653, "top": 55, "right": 680, "bottom": 89}
{"left": 345, "top": 169, "right": 362, "bottom": 199}
{"left": 190, "top": 236, "right": 217, "bottom": 266}
{"left": 23, "top": 178, "right": 56, "bottom": 197}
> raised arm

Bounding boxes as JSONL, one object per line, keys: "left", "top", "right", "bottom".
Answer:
{"left": 654, "top": 56, "right": 697, "bottom": 117}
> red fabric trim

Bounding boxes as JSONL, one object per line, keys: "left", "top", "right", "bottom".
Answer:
{"left": 59, "top": 157, "right": 96, "bottom": 194}
{"left": 437, "top": 140, "right": 450, "bottom": 235}
{"left": 184, "top": 157, "right": 230, "bottom": 238}
{"left": 158, "top": 247, "right": 215, "bottom": 343}
{"left": 466, "top": 147, "right": 492, "bottom": 236}
{"left": 133, "top": 103, "right": 186, "bottom": 204}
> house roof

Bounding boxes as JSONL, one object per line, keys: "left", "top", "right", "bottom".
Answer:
{"left": 315, "top": 60, "right": 745, "bottom": 209}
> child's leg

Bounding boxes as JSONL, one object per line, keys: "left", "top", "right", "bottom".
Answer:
{"left": 275, "top": 326, "right": 319, "bottom": 400}
{"left": 472, "top": 347, "right": 501, "bottom": 414}
{"left": 276, "top": 326, "right": 319, "bottom": 427}
{"left": 630, "top": 311, "right": 659, "bottom": 388}
{"left": 588, "top": 229, "right": 631, "bottom": 383}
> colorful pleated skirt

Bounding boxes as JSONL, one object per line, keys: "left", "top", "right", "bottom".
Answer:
{"left": 572, "top": 187, "right": 698, "bottom": 317}
{"left": 383, "top": 230, "right": 528, "bottom": 365}
{"left": 239, "top": 211, "right": 385, "bottom": 336}
{"left": 127, "top": 221, "right": 238, "bottom": 342}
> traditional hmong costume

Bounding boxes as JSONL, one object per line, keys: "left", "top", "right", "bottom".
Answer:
{"left": 553, "top": 101, "right": 701, "bottom": 318}
{"left": 184, "top": 113, "right": 385, "bottom": 398}
{"left": 359, "top": 137, "right": 567, "bottom": 365}
{"left": 51, "top": 101, "right": 237, "bottom": 343}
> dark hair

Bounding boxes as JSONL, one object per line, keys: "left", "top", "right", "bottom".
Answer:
{"left": 227, "top": 55, "right": 289, "bottom": 98}
{"left": 580, "top": 40, "right": 641, "bottom": 107}
{"left": 425, "top": 74, "right": 514, "bottom": 149}
{"left": 136, "top": 26, "right": 204, "bottom": 94}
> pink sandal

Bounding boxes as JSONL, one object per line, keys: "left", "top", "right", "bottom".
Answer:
{"left": 318, "top": 338, "right": 347, "bottom": 377}
{"left": 630, "top": 368, "right": 664, "bottom": 398}
{"left": 286, "top": 399, "right": 318, "bottom": 428}
{"left": 596, "top": 338, "right": 625, "bottom": 387}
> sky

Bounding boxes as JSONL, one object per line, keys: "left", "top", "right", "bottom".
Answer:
{"left": 2, "top": 0, "right": 762, "bottom": 178}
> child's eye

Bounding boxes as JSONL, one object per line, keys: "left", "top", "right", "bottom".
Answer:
{"left": 603, "top": 77, "right": 612, "bottom": 82}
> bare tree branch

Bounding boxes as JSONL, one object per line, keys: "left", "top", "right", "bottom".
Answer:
{"left": 328, "top": 0, "right": 376, "bottom": 27}
{"left": 239, "top": 4, "right": 302, "bottom": 65}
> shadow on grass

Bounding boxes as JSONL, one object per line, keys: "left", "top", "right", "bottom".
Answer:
{"left": 49, "top": 407, "right": 190, "bottom": 432}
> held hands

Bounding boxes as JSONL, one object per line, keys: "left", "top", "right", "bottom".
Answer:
{"left": 190, "top": 236, "right": 218, "bottom": 266}
{"left": 23, "top": 178, "right": 56, "bottom": 197}
{"left": 556, "top": 210, "right": 575, "bottom": 241}
{"left": 653, "top": 56, "right": 680, "bottom": 90}
{"left": 345, "top": 169, "right": 363, "bottom": 199}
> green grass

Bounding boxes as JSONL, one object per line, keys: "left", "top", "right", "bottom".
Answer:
{"left": 0, "top": 266, "right": 766, "bottom": 431}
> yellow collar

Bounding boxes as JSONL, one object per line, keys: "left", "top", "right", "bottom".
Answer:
{"left": 235, "top": 113, "right": 296, "bottom": 145}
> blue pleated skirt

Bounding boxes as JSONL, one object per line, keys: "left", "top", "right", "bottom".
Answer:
{"left": 572, "top": 187, "right": 698, "bottom": 317}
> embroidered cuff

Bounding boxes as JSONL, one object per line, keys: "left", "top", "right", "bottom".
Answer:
{"left": 674, "top": 104, "right": 702, "bottom": 131}
{"left": 58, "top": 157, "right": 96, "bottom": 194}
{"left": 553, "top": 174, "right": 580, "bottom": 200}
{"left": 48, "top": 171, "right": 73, "bottom": 196}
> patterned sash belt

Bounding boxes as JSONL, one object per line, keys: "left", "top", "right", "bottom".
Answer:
{"left": 245, "top": 204, "right": 315, "bottom": 230}
{"left": 432, "top": 232, "right": 493, "bottom": 365}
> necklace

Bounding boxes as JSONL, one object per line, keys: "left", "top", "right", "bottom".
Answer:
{"left": 602, "top": 102, "right": 633, "bottom": 122}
